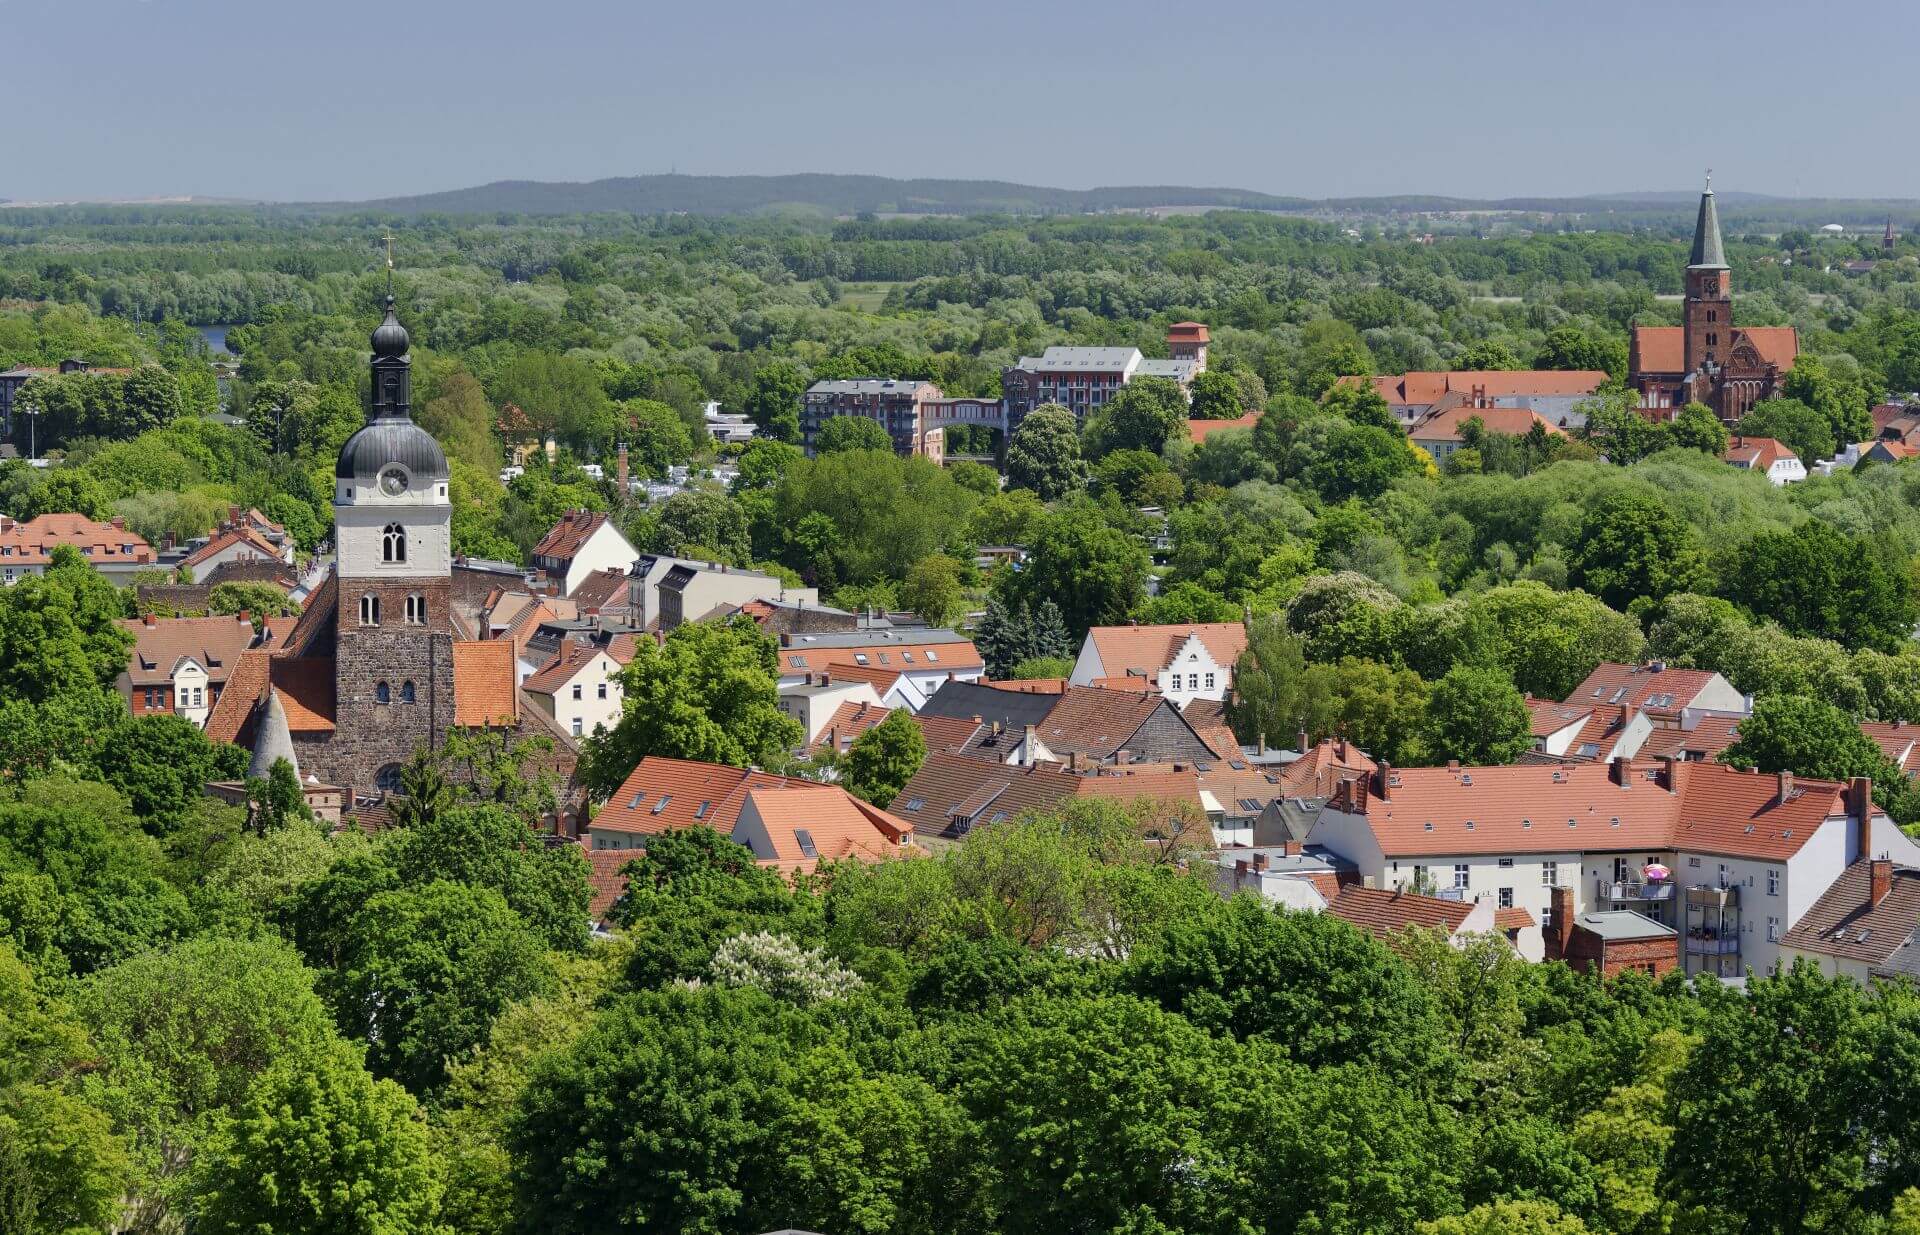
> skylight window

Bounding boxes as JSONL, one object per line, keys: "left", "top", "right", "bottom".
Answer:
{"left": 628, "top": 791, "right": 647, "bottom": 809}
{"left": 650, "top": 795, "right": 671, "bottom": 815}
{"left": 902, "top": 797, "right": 925, "bottom": 811}
{"left": 795, "top": 829, "right": 818, "bottom": 859}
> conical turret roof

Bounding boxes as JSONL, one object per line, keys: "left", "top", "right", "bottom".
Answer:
{"left": 247, "top": 688, "right": 299, "bottom": 781}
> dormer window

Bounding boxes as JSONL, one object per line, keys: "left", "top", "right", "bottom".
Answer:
{"left": 382, "top": 523, "right": 406, "bottom": 563}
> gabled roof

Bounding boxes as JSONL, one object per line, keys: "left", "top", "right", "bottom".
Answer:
{"left": 1861, "top": 722, "right": 1920, "bottom": 776}
{"left": 1780, "top": 859, "right": 1920, "bottom": 966}
{"left": 568, "top": 566, "right": 630, "bottom": 613}
{"left": 918, "top": 679, "right": 1059, "bottom": 732}
{"left": 205, "top": 649, "right": 273, "bottom": 744}
{"left": 887, "top": 751, "right": 1082, "bottom": 840}
{"left": 736, "top": 786, "right": 913, "bottom": 876}
{"left": 913, "top": 712, "right": 986, "bottom": 755}
{"left": 268, "top": 657, "right": 336, "bottom": 732}
{"left": 595, "top": 755, "right": 833, "bottom": 837}
{"left": 780, "top": 635, "right": 982, "bottom": 677}
{"left": 1277, "top": 738, "right": 1376, "bottom": 797}
{"left": 521, "top": 644, "right": 610, "bottom": 696}
{"left": 1083, "top": 622, "right": 1247, "bottom": 681}
{"left": 181, "top": 524, "right": 284, "bottom": 570}
{"left": 807, "top": 700, "right": 894, "bottom": 756}
{"left": 1723, "top": 435, "right": 1799, "bottom": 470}
{"left": 119, "top": 614, "right": 257, "bottom": 686}
{"left": 1327, "top": 886, "right": 1473, "bottom": 938}
{"left": 1179, "top": 697, "right": 1241, "bottom": 760}
{"left": 1408, "top": 404, "right": 1563, "bottom": 443}
{"left": 532, "top": 509, "right": 613, "bottom": 563}
{"left": 1566, "top": 662, "right": 1723, "bottom": 712}
{"left": 583, "top": 847, "right": 636, "bottom": 922}
{"left": 1355, "top": 370, "right": 1609, "bottom": 408}
{"left": 1036, "top": 686, "right": 1168, "bottom": 761}
{"left": 453, "top": 640, "right": 519, "bottom": 726}
{"left": 0, "top": 512, "right": 154, "bottom": 566}
{"left": 1633, "top": 716, "right": 1743, "bottom": 763}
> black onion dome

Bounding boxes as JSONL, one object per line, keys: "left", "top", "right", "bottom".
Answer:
{"left": 335, "top": 420, "right": 448, "bottom": 481}
{"left": 370, "top": 295, "right": 410, "bottom": 358}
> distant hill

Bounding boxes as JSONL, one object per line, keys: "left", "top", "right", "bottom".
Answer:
{"left": 337, "top": 174, "right": 1316, "bottom": 217}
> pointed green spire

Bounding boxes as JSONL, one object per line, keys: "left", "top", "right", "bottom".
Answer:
{"left": 1688, "top": 175, "right": 1727, "bottom": 269}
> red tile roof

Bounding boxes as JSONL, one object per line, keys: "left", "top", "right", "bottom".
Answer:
{"left": 453, "top": 640, "right": 519, "bottom": 726}
{"left": 807, "top": 700, "right": 894, "bottom": 756}
{"left": 1278, "top": 738, "right": 1376, "bottom": 797}
{"left": 568, "top": 566, "right": 629, "bottom": 613}
{"left": 0, "top": 513, "right": 154, "bottom": 567}
{"left": 1084, "top": 622, "right": 1247, "bottom": 682}
{"left": 180, "top": 525, "right": 285, "bottom": 571}
{"left": 887, "top": 750, "right": 1084, "bottom": 840}
{"left": 583, "top": 846, "right": 637, "bottom": 921}
{"left": 532, "top": 509, "right": 611, "bottom": 563}
{"left": 1723, "top": 435, "right": 1798, "bottom": 471}
{"left": 1494, "top": 907, "right": 1536, "bottom": 931}
{"left": 594, "top": 755, "right": 833, "bottom": 837}
{"left": 736, "top": 786, "right": 913, "bottom": 876}
{"left": 1861, "top": 722, "right": 1920, "bottom": 776}
{"left": 1036, "top": 685, "right": 1166, "bottom": 761}
{"left": 1328, "top": 885, "right": 1474, "bottom": 938}
{"left": 1630, "top": 326, "right": 1798, "bottom": 375}
{"left": 1072, "top": 764, "right": 1202, "bottom": 806}
{"left": 780, "top": 638, "right": 983, "bottom": 677}
{"left": 269, "top": 658, "right": 336, "bottom": 732}
{"left": 912, "top": 712, "right": 985, "bottom": 754}
{"left": 1185, "top": 413, "right": 1261, "bottom": 444}
{"left": 984, "top": 677, "right": 1068, "bottom": 695}
{"left": 205, "top": 648, "right": 273, "bottom": 743}
{"left": 1779, "top": 859, "right": 1920, "bottom": 966}
{"left": 1179, "top": 697, "right": 1241, "bottom": 760}
{"left": 1356, "top": 370, "right": 1609, "bottom": 408}
{"left": 1633, "top": 716, "right": 1743, "bottom": 763}
{"left": 1566, "top": 663, "right": 1722, "bottom": 712}
{"left": 1408, "top": 404, "right": 1564, "bottom": 443}
{"left": 521, "top": 644, "right": 606, "bottom": 696}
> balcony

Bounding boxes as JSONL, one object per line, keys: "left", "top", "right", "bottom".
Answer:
{"left": 1686, "top": 884, "right": 1741, "bottom": 909}
{"left": 1597, "top": 879, "right": 1676, "bottom": 902}
{"left": 1686, "top": 933, "right": 1741, "bottom": 956}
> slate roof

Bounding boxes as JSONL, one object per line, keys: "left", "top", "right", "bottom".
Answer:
{"left": 919, "top": 678, "right": 1059, "bottom": 732}
{"left": 1780, "top": 860, "right": 1920, "bottom": 967}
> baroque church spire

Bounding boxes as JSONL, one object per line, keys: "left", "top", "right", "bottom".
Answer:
{"left": 1688, "top": 173, "right": 1728, "bottom": 269}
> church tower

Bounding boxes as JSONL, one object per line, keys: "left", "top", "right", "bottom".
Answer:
{"left": 1682, "top": 177, "right": 1731, "bottom": 377}
{"left": 330, "top": 291, "right": 456, "bottom": 790}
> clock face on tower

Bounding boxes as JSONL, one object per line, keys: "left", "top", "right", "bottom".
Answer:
{"left": 379, "top": 467, "right": 407, "bottom": 496}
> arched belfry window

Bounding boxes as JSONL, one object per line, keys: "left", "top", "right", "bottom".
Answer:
{"left": 382, "top": 523, "right": 406, "bottom": 564}
{"left": 406, "top": 594, "right": 426, "bottom": 625}
{"left": 400, "top": 680, "right": 416, "bottom": 704}
{"left": 375, "top": 682, "right": 391, "bottom": 705}
{"left": 360, "top": 594, "right": 380, "bottom": 626}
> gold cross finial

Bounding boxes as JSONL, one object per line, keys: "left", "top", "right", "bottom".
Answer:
{"left": 382, "top": 232, "right": 396, "bottom": 269}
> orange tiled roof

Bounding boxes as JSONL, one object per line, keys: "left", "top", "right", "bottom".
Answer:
{"left": 180, "top": 524, "right": 284, "bottom": 570}
{"left": 1494, "top": 907, "right": 1537, "bottom": 931}
{"left": 1779, "top": 859, "right": 1920, "bottom": 965}
{"left": 0, "top": 513, "right": 154, "bottom": 567}
{"left": 205, "top": 648, "right": 273, "bottom": 743}
{"left": 1084, "top": 622, "right": 1247, "bottom": 682}
{"left": 595, "top": 755, "right": 832, "bottom": 837}
{"left": 737, "top": 786, "right": 912, "bottom": 876}
{"left": 1861, "top": 722, "right": 1920, "bottom": 776}
{"left": 453, "top": 640, "right": 519, "bottom": 726}
{"left": 1630, "top": 325, "right": 1798, "bottom": 375}
{"left": 807, "top": 700, "right": 894, "bottom": 756}
{"left": 1185, "top": 413, "right": 1260, "bottom": 444}
{"left": 1566, "top": 663, "right": 1722, "bottom": 712}
{"left": 780, "top": 639, "right": 983, "bottom": 677}
{"left": 1278, "top": 738, "right": 1376, "bottom": 797}
{"left": 521, "top": 644, "right": 605, "bottom": 696}
{"left": 1634, "top": 716, "right": 1743, "bottom": 763}
{"left": 912, "top": 712, "right": 985, "bottom": 754}
{"left": 1180, "top": 697, "right": 1241, "bottom": 759}
{"left": 1072, "top": 764, "right": 1202, "bottom": 806}
{"left": 1723, "top": 435, "right": 1798, "bottom": 470}
{"left": 532, "top": 510, "right": 610, "bottom": 563}
{"left": 984, "top": 677, "right": 1069, "bottom": 695}
{"left": 1091, "top": 675, "right": 1161, "bottom": 693}
{"left": 269, "top": 657, "right": 336, "bottom": 732}
{"left": 1409, "top": 404, "right": 1563, "bottom": 443}
{"left": 1328, "top": 885, "right": 1473, "bottom": 938}
{"left": 1358, "top": 370, "right": 1609, "bottom": 408}
{"left": 584, "top": 846, "right": 637, "bottom": 921}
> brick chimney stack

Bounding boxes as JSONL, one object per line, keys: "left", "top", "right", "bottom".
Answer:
{"left": 1777, "top": 770, "right": 1794, "bottom": 805}
{"left": 1550, "top": 884, "right": 1577, "bottom": 958}
{"left": 1871, "top": 858, "right": 1894, "bottom": 908}
{"left": 1375, "top": 759, "right": 1392, "bottom": 801}
{"left": 1610, "top": 756, "right": 1632, "bottom": 788}
{"left": 616, "top": 442, "right": 629, "bottom": 493}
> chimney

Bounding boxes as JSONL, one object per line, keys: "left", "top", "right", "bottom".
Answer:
{"left": 818, "top": 671, "right": 830, "bottom": 687}
{"left": 1116, "top": 749, "right": 1132, "bottom": 766}
{"left": 237, "top": 609, "right": 251, "bottom": 625}
{"left": 1776, "top": 770, "right": 1794, "bottom": 805}
{"left": 1069, "top": 751, "right": 1082, "bottom": 772}
{"left": 1850, "top": 775, "right": 1874, "bottom": 862}
{"left": 616, "top": 442, "right": 629, "bottom": 493}
{"left": 1374, "top": 759, "right": 1392, "bottom": 801}
{"left": 142, "top": 612, "right": 157, "bottom": 627}
{"left": 1658, "top": 754, "right": 1680, "bottom": 793}
{"left": 1234, "top": 859, "right": 1250, "bottom": 880}
{"left": 1257, "top": 733, "right": 1267, "bottom": 757}
{"left": 1297, "top": 729, "right": 1309, "bottom": 754}
{"left": 1871, "top": 858, "right": 1894, "bottom": 908}
{"left": 1252, "top": 853, "right": 1269, "bottom": 871}
{"left": 110, "top": 515, "right": 126, "bottom": 529}
{"left": 1446, "top": 759, "right": 1460, "bottom": 772}
{"left": 1550, "top": 885, "right": 1577, "bottom": 957}
{"left": 1610, "top": 756, "right": 1631, "bottom": 788}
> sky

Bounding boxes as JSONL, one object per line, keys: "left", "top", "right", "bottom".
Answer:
{"left": 9, "top": 0, "right": 1920, "bottom": 204}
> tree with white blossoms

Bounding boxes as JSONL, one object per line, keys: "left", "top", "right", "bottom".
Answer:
{"left": 698, "top": 932, "right": 864, "bottom": 1006}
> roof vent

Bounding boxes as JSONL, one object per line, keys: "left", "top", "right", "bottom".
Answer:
{"left": 1464, "top": 820, "right": 1476, "bottom": 831}
{"left": 1460, "top": 773, "right": 1473, "bottom": 785}
{"left": 1424, "top": 822, "right": 1435, "bottom": 832}
{"left": 1522, "top": 818, "right": 1533, "bottom": 828}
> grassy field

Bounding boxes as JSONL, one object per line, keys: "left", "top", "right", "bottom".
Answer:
{"left": 836, "top": 281, "right": 907, "bottom": 312}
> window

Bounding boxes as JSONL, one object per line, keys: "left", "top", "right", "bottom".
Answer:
{"left": 572, "top": 684, "right": 583, "bottom": 701}
{"left": 854, "top": 653, "right": 869, "bottom": 666}
{"left": 405, "top": 594, "right": 426, "bottom": 624}
{"left": 382, "top": 523, "right": 406, "bottom": 563}
{"left": 1187, "top": 673, "right": 1199, "bottom": 690}
{"left": 376, "top": 682, "right": 391, "bottom": 705}
{"left": 1767, "top": 916, "right": 1781, "bottom": 942}
{"left": 1542, "top": 861, "right": 1558, "bottom": 887}
{"left": 360, "top": 594, "right": 380, "bottom": 626}
{"left": 924, "top": 649, "right": 938, "bottom": 662}
{"left": 1497, "top": 857, "right": 1514, "bottom": 869}
{"left": 1498, "top": 887, "right": 1514, "bottom": 909}
{"left": 176, "top": 689, "right": 189, "bottom": 708}
{"left": 400, "top": 681, "right": 415, "bottom": 704}
{"left": 901, "top": 651, "right": 914, "bottom": 663}
{"left": 375, "top": 763, "right": 404, "bottom": 793}
{"left": 1453, "top": 864, "right": 1470, "bottom": 890}
{"left": 1688, "top": 856, "right": 1701, "bottom": 868}
{"left": 192, "top": 688, "right": 203, "bottom": 707}
{"left": 901, "top": 796, "right": 926, "bottom": 811}
{"left": 1767, "top": 869, "right": 1780, "bottom": 896}
{"left": 597, "top": 683, "right": 608, "bottom": 699}
{"left": 1541, "top": 901, "right": 1554, "bottom": 928}
{"left": 571, "top": 717, "right": 583, "bottom": 737}
{"left": 1204, "top": 673, "right": 1216, "bottom": 690}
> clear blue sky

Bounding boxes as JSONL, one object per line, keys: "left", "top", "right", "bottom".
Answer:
{"left": 9, "top": 0, "right": 1919, "bottom": 203}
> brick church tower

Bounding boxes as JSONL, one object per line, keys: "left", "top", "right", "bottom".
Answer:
{"left": 1682, "top": 179, "right": 1731, "bottom": 377}
{"left": 329, "top": 294, "right": 457, "bottom": 790}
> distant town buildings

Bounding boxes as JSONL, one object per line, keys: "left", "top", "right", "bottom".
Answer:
{"left": 0, "top": 513, "right": 156, "bottom": 585}
{"left": 1354, "top": 369, "right": 1609, "bottom": 429}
